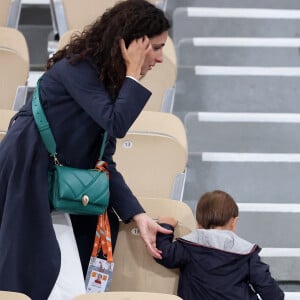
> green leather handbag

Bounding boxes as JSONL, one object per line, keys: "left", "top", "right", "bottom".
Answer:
{"left": 32, "top": 79, "right": 109, "bottom": 215}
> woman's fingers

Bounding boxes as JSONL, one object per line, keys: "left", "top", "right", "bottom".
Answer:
{"left": 145, "top": 243, "right": 163, "bottom": 259}
{"left": 120, "top": 36, "right": 151, "bottom": 79}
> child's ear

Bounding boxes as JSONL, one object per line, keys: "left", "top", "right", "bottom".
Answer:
{"left": 197, "top": 222, "right": 204, "bottom": 229}
{"left": 230, "top": 217, "right": 238, "bottom": 232}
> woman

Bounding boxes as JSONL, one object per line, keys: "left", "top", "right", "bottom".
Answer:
{"left": 0, "top": 0, "right": 171, "bottom": 298}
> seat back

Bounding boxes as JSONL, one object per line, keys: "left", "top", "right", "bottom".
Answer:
{"left": 56, "top": 28, "right": 80, "bottom": 50}
{"left": 0, "top": 291, "right": 31, "bottom": 299}
{"left": 0, "top": 109, "right": 15, "bottom": 142}
{"left": 0, "top": 0, "right": 11, "bottom": 26}
{"left": 73, "top": 291, "right": 182, "bottom": 300}
{"left": 61, "top": 0, "right": 117, "bottom": 31}
{"left": 0, "top": 27, "right": 29, "bottom": 110}
{"left": 110, "top": 197, "right": 196, "bottom": 293}
{"left": 113, "top": 111, "right": 188, "bottom": 199}
{"left": 0, "top": 0, "right": 21, "bottom": 28}
{"left": 141, "top": 37, "right": 177, "bottom": 112}
{"left": 52, "top": 0, "right": 167, "bottom": 36}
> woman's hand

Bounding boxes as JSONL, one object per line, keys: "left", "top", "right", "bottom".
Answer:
{"left": 133, "top": 213, "right": 173, "bottom": 259}
{"left": 120, "top": 36, "right": 151, "bottom": 80}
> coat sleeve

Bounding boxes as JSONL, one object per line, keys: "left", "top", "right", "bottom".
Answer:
{"left": 55, "top": 59, "right": 152, "bottom": 138}
{"left": 155, "top": 223, "right": 190, "bottom": 268}
{"left": 249, "top": 250, "right": 284, "bottom": 300}
{"left": 103, "top": 135, "right": 145, "bottom": 222}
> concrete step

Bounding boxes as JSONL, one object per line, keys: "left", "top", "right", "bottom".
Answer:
{"left": 185, "top": 153, "right": 300, "bottom": 203}
{"left": 173, "top": 7, "right": 300, "bottom": 44}
{"left": 174, "top": 66, "right": 300, "bottom": 114}
{"left": 177, "top": 38, "right": 300, "bottom": 67}
{"left": 185, "top": 112, "right": 300, "bottom": 153}
{"left": 167, "top": 0, "right": 300, "bottom": 12}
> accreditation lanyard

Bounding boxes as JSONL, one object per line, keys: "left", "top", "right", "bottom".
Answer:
{"left": 92, "top": 159, "right": 113, "bottom": 262}
{"left": 92, "top": 212, "right": 113, "bottom": 263}
{"left": 85, "top": 212, "right": 114, "bottom": 293}
{"left": 85, "top": 160, "right": 114, "bottom": 293}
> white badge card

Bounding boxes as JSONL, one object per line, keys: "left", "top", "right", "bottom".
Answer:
{"left": 85, "top": 257, "right": 114, "bottom": 293}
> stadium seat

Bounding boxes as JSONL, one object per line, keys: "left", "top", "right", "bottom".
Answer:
{"left": 0, "top": 109, "right": 15, "bottom": 142}
{"left": 0, "top": 26, "right": 29, "bottom": 110}
{"left": 140, "top": 37, "right": 177, "bottom": 112}
{"left": 110, "top": 196, "right": 195, "bottom": 293}
{"left": 51, "top": 0, "right": 168, "bottom": 37}
{"left": 73, "top": 291, "right": 182, "bottom": 300}
{"left": 0, "top": 291, "right": 31, "bottom": 299}
{"left": 113, "top": 111, "right": 188, "bottom": 200}
{"left": 0, "top": 0, "right": 21, "bottom": 28}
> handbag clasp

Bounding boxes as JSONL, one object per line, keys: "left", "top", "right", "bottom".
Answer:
{"left": 82, "top": 195, "right": 89, "bottom": 206}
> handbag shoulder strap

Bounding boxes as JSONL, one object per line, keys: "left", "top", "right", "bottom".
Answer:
{"left": 32, "top": 79, "right": 107, "bottom": 161}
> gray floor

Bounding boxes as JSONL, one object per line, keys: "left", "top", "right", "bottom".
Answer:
{"left": 171, "top": 0, "right": 300, "bottom": 292}
{"left": 18, "top": 3, "right": 54, "bottom": 70}
{"left": 184, "top": 158, "right": 300, "bottom": 204}
{"left": 174, "top": 67, "right": 300, "bottom": 115}
{"left": 185, "top": 115, "right": 300, "bottom": 153}
{"left": 172, "top": 7, "right": 300, "bottom": 44}
{"left": 177, "top": 39, "right": 300, "bottom": 66}
{"left": 166, "top": 0, "right": 300, "bottom": 11}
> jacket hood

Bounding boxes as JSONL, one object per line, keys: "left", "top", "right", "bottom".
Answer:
{"left": 179, "top": 229, "right": 257, "bottom": 255}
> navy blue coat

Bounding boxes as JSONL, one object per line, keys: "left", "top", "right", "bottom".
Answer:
{"left": 0, "top": 57, "right": 151, "bottom": 299}
{"left": 156, "top": 225, "right": 285, "bottom": 300}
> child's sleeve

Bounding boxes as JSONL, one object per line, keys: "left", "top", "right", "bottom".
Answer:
{"left": 249, "top": 250, "right": 285, "bottom": 300}
{"left": 155, "top": 223, "right": 190, "bottom": 268}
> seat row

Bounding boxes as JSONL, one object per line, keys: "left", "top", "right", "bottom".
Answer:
{"left": 0, "top": 290, "right": 183, "bottom": 299}
{"left": 0, "top": 25, "right": 177, "bottom": 113}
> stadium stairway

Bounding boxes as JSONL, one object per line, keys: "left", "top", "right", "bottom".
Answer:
{"left": 169, "top": 0, "right": 300, "bottom": 294}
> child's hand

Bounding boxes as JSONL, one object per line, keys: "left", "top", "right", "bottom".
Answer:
{"left": 158, "top": 216, "right": 178, "bottom": 228}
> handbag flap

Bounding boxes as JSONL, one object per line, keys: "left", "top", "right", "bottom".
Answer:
{"left": 55, "top": 165, "right": 109, "bottom": 205}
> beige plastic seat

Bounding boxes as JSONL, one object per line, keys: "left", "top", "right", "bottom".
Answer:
{"left": 73, "top": 291, "right": 182, "bottom": 300}
{"left": 56, "top": 28, "right": 80, "bottom": 50}
{"left": 141, "top": 41, "right": 177, "bottom": 112}
{"left": 0, "top": 27, "right": 29, "bottom": 110}
{"left": 0, "top": 109, "right": 15, "bottom": 142}
{"left": 0, "top": 291, "right": 31, "bottom": 299}
{"left": 57, "top": 29, "right": 177, "bottom": 112}
{"left": 113, "top": 111, "right": 188, "bottom": 200}
{"left": 141, "top": 36, "right": 177, "bottom": 112}
{"left": 110, "top": 196, "right": 195, "bottom": 294}
{"left": 51, "top": 0, "right": 168, "bottom": 37}
{"left": 0, "top": 0, "right": 21, "bottom": 28}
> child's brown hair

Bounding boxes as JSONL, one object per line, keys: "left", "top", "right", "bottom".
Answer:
{"left": 196, "top": 190, "right": 238, "bottom": 229}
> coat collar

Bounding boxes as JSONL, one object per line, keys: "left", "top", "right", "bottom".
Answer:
{"left": 179, "top": 229, "right": 257, "bottom": 255}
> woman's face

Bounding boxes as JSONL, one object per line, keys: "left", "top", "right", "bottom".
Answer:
{"left": 140, "top": 31, "right": 169, "bottom": 77}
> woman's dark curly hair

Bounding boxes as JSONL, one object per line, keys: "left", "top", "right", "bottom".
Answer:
{"left": 46, "top": 0, "right": 170, "bottom": 98}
